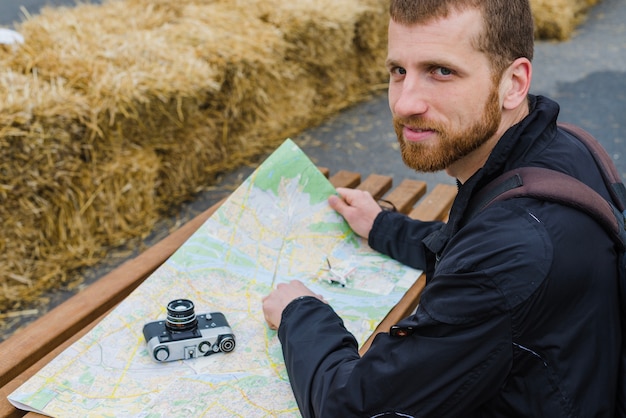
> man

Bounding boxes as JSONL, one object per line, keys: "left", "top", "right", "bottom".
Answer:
{"left": 262, "top": 0, "right": 622, "bottom": 416}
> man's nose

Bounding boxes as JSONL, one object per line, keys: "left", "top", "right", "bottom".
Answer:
{"left": 389, "top": 77, "right": 429, "bottom": 118}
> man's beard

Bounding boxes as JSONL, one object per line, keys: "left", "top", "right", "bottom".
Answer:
{"left": 393, "top": 87, "right": 502, "bottom": 173}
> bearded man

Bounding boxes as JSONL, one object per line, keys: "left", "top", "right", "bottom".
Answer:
{"left": 262, "top": 0, "right": 623, "bottom": 416}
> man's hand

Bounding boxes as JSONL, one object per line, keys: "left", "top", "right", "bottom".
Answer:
{"left": 328, "top": 187, "right": 382, "bottom": 239}
{"left": 262, "top": 280, "right": 324, "bottom": 330}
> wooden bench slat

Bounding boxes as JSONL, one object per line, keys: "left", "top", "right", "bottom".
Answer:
{"left": 329, "top": 170, "right": 361, "bottom": 189}
{"left": 317, "top": 167, "right": 330, "bottom": 178}
{"left": 383, "top": 179, "right": 427, "bottom": 214}
{"left": 409, "top": 183, "right": 457, "bottom": 221}
{"left": 355, "top": 174, "right": 393, "bottom": 200}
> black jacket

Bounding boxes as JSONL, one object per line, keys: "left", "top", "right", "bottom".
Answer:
{"left": 278, "top": 95, "right": 622, "bottom": 417}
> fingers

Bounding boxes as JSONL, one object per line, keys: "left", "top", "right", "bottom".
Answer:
{"left": 335, "top": 187, "right": 367, "bottom": 204}
{"left": 328, "top": 188, "right": 381, "bottom": 239}
{"left": 262, "top": 280, "right": 319, "bottom": 330}
{"left": 262, "top": 292, "right": 281, "bottom": 330}
{"left": 328, "top": 193, "right": 348, "bottom": 213}
{"left": 329, "top": 188, "right": 369, "bottom": 215}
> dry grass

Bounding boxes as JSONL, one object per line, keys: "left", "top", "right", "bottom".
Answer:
{"left": 532, "top": 0, "right": 601, "bottom": 39}
{"left": 0, "top": 0, "right": 600, "bottom": 322}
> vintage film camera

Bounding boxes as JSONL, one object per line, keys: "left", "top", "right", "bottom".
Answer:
{"left": 143, "top": 299, "right": 236, "bottom": 362}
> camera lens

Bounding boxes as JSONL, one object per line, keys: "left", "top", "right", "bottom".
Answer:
{"left": 165, "top": 299, "right": 198, "bottom": 332}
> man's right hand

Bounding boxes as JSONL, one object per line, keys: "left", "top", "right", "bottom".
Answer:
{"left": 328, "top": 187, "right": 382, "bottom": 239}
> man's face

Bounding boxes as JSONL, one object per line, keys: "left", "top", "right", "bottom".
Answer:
{"left": 386, "top": 9, "right": 503, "bottom": 173}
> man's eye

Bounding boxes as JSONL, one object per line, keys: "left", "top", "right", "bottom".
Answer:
{"left": 391, "top": 66, "right": 406, "bottom": 76}
{"left": 435, "top": 67, "right": 453, "bottom": 77}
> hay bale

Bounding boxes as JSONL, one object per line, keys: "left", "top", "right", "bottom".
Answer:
{"left": 0, "top": 0, "right": 390, "bottom": 314}
{"left": 531, "top": 0, "right": 601, "bottom": 40}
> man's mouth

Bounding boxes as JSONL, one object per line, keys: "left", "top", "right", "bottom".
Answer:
{"left": 403, "top": 126, "right": 435, "bottom": 143}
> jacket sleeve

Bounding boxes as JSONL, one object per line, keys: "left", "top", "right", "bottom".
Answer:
{"left": 279, "top": 291, "right": 513, "bottom": 417}
{"left": 368, "top": 210, "right": 443, "bottom": 270}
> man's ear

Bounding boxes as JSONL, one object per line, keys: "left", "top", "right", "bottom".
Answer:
{"left": 501, "top": 57, "right": 532, "bottom": 110}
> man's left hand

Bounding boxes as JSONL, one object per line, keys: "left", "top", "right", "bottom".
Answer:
{"left": 262, "top": 280, "right": 324, "bottom": 330}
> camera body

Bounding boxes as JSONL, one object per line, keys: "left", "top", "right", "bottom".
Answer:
{"left": 143, "top": 299, "right": 235, "bottom": 362}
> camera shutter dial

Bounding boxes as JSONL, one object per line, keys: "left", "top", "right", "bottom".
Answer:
{"left": 154, "top": 346, "right": 170, "bottom": 362}
{"left": 198, "top": 341, "right": 211, "bottom": 353}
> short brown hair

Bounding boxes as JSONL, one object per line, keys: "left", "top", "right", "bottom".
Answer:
{"left": 389, "top": 0, "right": 534, "bottom": 76}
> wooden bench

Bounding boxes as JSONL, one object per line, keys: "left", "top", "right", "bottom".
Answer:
{"left": 0, "top": 169, "right": 457, "bottom": 418}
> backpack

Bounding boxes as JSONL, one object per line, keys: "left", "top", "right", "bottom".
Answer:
{"left": 467, "top": 122, "right": 626, "bottom": 416}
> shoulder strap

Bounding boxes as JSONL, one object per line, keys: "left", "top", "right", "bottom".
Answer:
{"left": 559, "top": 122, "right": 626, "bottom": 213}
{"left": 466, "top": 124, "right": 626, "bottom": 251}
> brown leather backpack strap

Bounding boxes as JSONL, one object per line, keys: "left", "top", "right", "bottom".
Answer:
{"left": 559, "top": 122, "right": 626, "bottom": 213}
{"left": 467, "top": 166, "right": 624, "bottom": 250}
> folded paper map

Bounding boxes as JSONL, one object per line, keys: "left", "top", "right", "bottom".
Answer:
{"left": 9, "top": 139, "right": 421, "bottom": 417}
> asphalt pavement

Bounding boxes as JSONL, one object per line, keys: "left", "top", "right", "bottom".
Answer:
{"left": 1, "top": 0, "right": 625, "bottom": 337}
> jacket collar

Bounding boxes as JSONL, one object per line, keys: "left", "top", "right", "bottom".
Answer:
{"left": 422, "top": 95, "right": 561, "bottom": 257}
